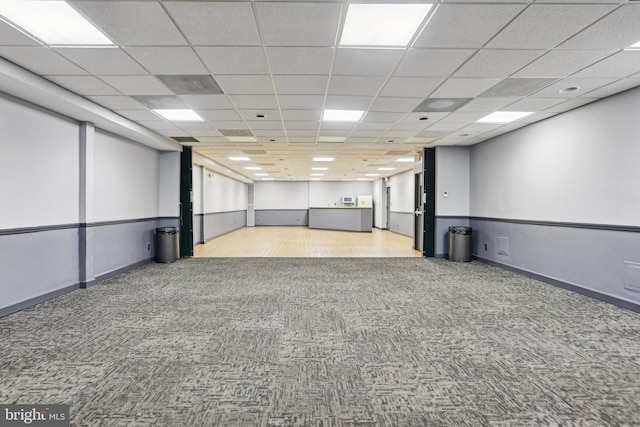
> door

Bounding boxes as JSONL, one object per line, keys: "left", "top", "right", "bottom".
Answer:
{"left": 414, "top": 172, "right": 424, "bottom": 252}
{"left": 385, "top": 187, "right": 390, "bottom": 230}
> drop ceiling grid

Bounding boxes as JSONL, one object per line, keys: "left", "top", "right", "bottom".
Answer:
{"left": 0, "top": 1, "right": 638, "bottom": 181}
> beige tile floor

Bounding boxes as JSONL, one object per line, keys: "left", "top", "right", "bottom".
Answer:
{"left": 194, "top": 226, "right": 421, "bottom": 257}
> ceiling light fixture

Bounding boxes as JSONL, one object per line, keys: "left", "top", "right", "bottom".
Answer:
{"left": 0, "top": 0, "right": 113, "bottom": 46}
{"left": 244, "top": 166, "right": 261, "bottom": 171}
{"left": 322, "top": 109, "right": 365, "bottom": 122}
{"left": 340, "top": 3, "right": 433, "bottom": 47}
{"left": 476, "top": 111, "right": 533, "bottom": 124}
{"left": 312, "top": 167, "right": 328, "bottom": 171}
{"left": 310, "top": 173, "right": 324, "bottom": 177}
{"left": 153, "top": 109, "right": 204, "bottom": 122}
{"left": 378, "top": 167, "right": 396, "bottom": 171}
{"left": 558, "top": 86, "right": 580, "bottom": 93}
{"left": 396, "top": 158, "right": 414, "bottom": 163}
{"left": 262, "top": 178, "right": 274, "bottom": 181}
{"left": 366, "top": 173, "right": 380, "bottom": 177}
{"left": 228, "top": 156, "right": 250, "bottom": 161}
{"left": 313, "top": 157, "right": 334, "bottom": 162}
{"left": 626, "top": 40, "right": 640, "bottom": 50}
{"left": 318, "top": 136, "right": 347, "bottom": 143}
{"left": 255, "top": 173, "right": 269, "bottom": 177}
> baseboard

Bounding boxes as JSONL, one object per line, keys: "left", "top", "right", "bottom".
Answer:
{"left": 474, "top": 256, "right": 640, "bottom": 313}
{"left": 0, "top": 283, "right": 80, "bottom": 318}
{"left": 95, "top": 258, "right": 154, "bottom": 283}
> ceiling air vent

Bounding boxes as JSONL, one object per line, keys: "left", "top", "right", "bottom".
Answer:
{"left": 157, "top": 75, "right": 223, "bottom": 95}
{"left": 172, "top": 137, "right": 200, "bottom": 143}
{"left": 219, "top": 129, "right": 254, "bottom": 137}
{"left": 413, "top": 98, "right": 472, "bottom": 112}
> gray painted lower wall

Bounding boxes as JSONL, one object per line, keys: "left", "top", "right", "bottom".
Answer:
{"left": 194, "top": 214, "right": 204, "bottom": 244}
{"left": 0, "top": 216, "right": 180, "bottom": 317}
{"left": 389, "top": 212, "right": 413, "bottom": 238}
{"left": 435, "top": 216, "right": 471, "bottom": 258}
{"left": 309, "top": 208, "right": 372, "bottom": 232}
{"left": 0, "top": 227, "right": 79, "bottom": 312}
{"left": 470, "top": 217, "right": 640, "bottom": 307}
{"left": 203, "top": 210, "right": 247, "bottom": 242}
{"left": 255, "top": 210, "right": 309, "bottom": 226}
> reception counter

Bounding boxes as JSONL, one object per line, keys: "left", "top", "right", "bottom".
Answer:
{"left": 308, "top": 207, "right": 372, "bottom": 232}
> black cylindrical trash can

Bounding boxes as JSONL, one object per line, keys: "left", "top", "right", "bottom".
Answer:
{"left": 449, "top": 226, "right": 472, "bottom": 262}
{"left": 155, "top": 227, "right": 179, "bottom": 263}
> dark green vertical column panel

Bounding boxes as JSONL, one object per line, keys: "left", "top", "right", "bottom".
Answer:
{"left": 423, "top": 148, "right": 436, "bottom": 257}
{"left": 180, "top": 146, "right": 194, "bottom": 257}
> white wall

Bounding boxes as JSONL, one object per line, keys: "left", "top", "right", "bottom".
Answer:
{"left": 94, "top": 131, "right": 159, "bottom": 222}
{"left": 203, "top": 170, "right": 248, "bottom": 213}
{"left": 308, "top": 181, "right": 373, "bottom": 207}
{"left": 387, "top": 170, "right": 414, "bottom": 213}
{"left": 470, "top": 87, "right": 640, "bottom": 225}
{"left": 0, "top": 95, "right": 79, "bottom": 228}
{"left": 193, "top": 166, "right": 204, "bottom": 215}
{"left": 254, "top": 181, "right": 309, "bottom": 209}
{"left": 158, "top": 152, "right": 180, "bottom": 218}
{"left": 436, "top": 146, "right": 470, "bottom": 217}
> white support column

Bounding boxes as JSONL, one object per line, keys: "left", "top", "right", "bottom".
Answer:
{"left": 79, "top": 122, "right": 96, "bottom": 288}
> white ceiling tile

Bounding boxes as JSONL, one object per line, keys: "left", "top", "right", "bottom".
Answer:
{"left": 278, "top": 95, "right": 325, "bottom": 110}
{"left": 186, "top": 129, "right": 223, "bottom": 137}
{"left": 255, "top": 2, "right": 341, "bottom": 47}
{"left": 193, "top": 110, "right": 242, "bottom": 122}
{"left": 503, "top": 97, "right": 565, "bottom": 111}
{"left": 379, "top": 77, "right": 444, "bottom": 98}
{"left": 350, "top": 130, "right": 385, "bottom": 138}
{"left": 54, "top": 48, "right": 147, "bottom": 76}
{"left": 164, "top": 2, "right": 260, "bottom": 46}
{"left": 227, "top": 95, "right": 279, "bottom": 110}
{"left": 439, "top": 112, "right": 488, "bottom": 123}
{"left": 245, "top": 121, "right": 283, "bottom": 130}
{"left": 401, "top": 112, "right": 450, "bottom": 123}
{"left": 430, "top": 78, "right": 502, "bottom": 98}
{"left": 215, "top": 75, "right": 274, "bottom": 95}
{"left": 136, "top": 120, "right": 179, "bottom": 130}
{"left": 455, "top": 97, "right": 520, "bottom": 112}
{"left": 395, "top": 49, "right": 476, "bottom": 77}
{"left": 547, "top": 98, "right": 596, "bottom": 113}
{"left": 580, "top": 79, "right": 640, "bottom": 99}
{"left": 71, "top": 1, "right": 187, "bottom": 46}
{"left": 115, "top": 109, "right": 163, "bottom": 121}
{"left": 363, "top": 112, "right": 407, "bottom": 123}
{"left": 267, "top": 47, "right": 333, "bottom": 75}
{"left": 354, "top": 122, "right": 393, "bottom": 130}
{"left": 572, "top": 51, "right": 640, "bottom": 79}
{"left": 560, "top": 5, "right": 640, "bottom": 50}
{"left": 513, "top": 49, "right": 617, "bottom": 78}
{"left": 454, "top": 50, "right": 545, "bottom": 78}
{"left": 325, "top": 95, "right": 373, "bottom": 110}
{"left": 156, "top": 129, "right": 189, "bottom": 137}
{"left": 530, "top": 78, "right": 617, "bottom": 98}
{"left": 99, "top": 76, "right": 173, "bottom": 95}
{"left": 328, "top": 76, "right": 386, "bottom": 96}
{"left": 87, "top": 96, "right": 146, "bottom": 110}
{"left": 414, "top": 4, "right": 525, "bottom": 48}
{"left": 0, "top": 47, "right": 88, "bottom": 75}
{"left": 45, "top": 76, "right": 120, "bottom": 95}
{"left": 124, "top": 47, "right": 208, "bottom": 75}
{"left": 175, "top": 121, "right": 213, "bottom": 131}
{"left": 0, "top": 20, "right": 40, "bottom": 46}
{"left": 369, "top": 97, "right": 422, "bottom": 113}
{"left": 195, "top": 47, "right": 269, "bottom": 75}
{"left": 281, "top": 110, "right": 323, "bottom": 121}
{"left": 274, "top": 76, "right": 328, "bottom": 95}
{"left": 182, "top": 95, "right": 234, "bottom": 110}
{"left": 287, "top": 130, "right": 317, "bottom": 137}
{"left": 204, "top": 121, "right": 248, "bottom": 130}
{"left": 239, "top": 110, "right": 282, "bottom": 121}
{"left": 487, "top": 4, "right": 616, "bottom": 49}
{"left": 333, "top": 49, "right": 405, "bottom": 77}
{"left": 426, "top": 122, "right": 466, "bottom": 132}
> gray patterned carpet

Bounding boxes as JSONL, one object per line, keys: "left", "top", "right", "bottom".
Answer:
{"left": 1, "top": 258, "right": 639, "bottom": 426}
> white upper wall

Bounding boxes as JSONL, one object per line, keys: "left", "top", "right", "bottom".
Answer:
{"left": 436, "top": 146, "right": 470, "bottom": 217}
{"left": 388, "top": 170, "right": 414, "bottom": 213}
{"left": 470, "top": 86, "right": 640, "bottom": 226}
{"left": 372, "top": 178, "right": 384, "bottom": 228}
{"left": 203, "top": 170, "right": 248, "bottom": 213}
{"left": 0, "top": 95, "right": 79, "bottom": 228}
{"left": 158, "top": 152, "right": 180, "bottom": 217}
{"left": 94, "top": 130, "right": 159, "bottom": 222}
{"left": 254, "top": 181, "right": 309, "bottom": 209}
{"left": 309, "top": 181, "right": 373, "bottom": 207}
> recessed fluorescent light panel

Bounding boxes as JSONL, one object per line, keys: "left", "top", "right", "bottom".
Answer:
{"left": 627, "top": 40, "right": 640, "bottom": 50}
{"left": 322, "top": 110, "right": 364, "bottom": 122}
{"left": 310, "top": 173, "right": 324, "bottom": 177}
{"left": 313, "top": 157, "right": 334, "bottom": 162}
{"left": 340, "top": 3, "right": 433, "bottom": 47}
{"left": 378, "top": 167, "right": 395, "bottom": 171}
{"left": 153, "top": 109, "right": 204, "bottom": 122}
{"left": 244, "top": 166, "right": 261, "bottom": 171}
{"left": 262, "top": 178, "right": 274, "bottom": 181}
{"left": 396, "top": 157, "right": 414, "bottom": 163}
{"left": 477, "top": 111, "right": 533, "bottom": 124}
{"left": 227, "top": 136, "right": 257, "bottom": 143}
{"left": 255, "top": 173, "right": 269, "bottom": 177}
{"left": 318, "top": 136, "right": 347, "bottom": 143}
{"left": 0, "top": 1, "right": 113, "bottom": 46}
{"left": 366, "top": 174, "right": 380, "bottom": 177}
{"left": 312, "top": 167, "right": 328, "bottom": 171}
{"left": 228, "top": 156, "right": 250, "bottom": 161}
